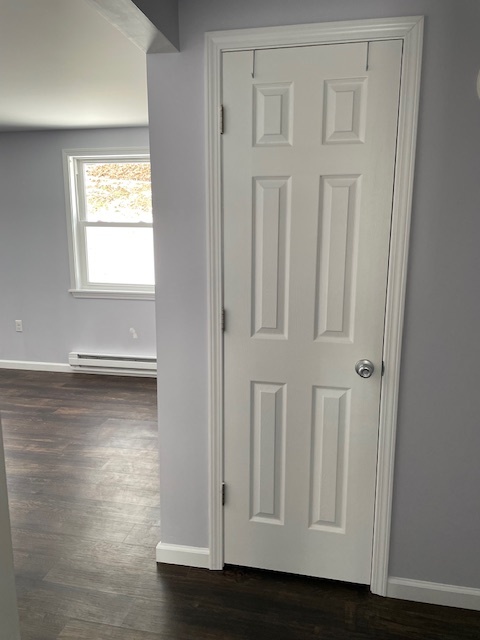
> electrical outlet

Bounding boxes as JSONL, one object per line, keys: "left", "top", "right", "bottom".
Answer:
{"left": 15, "top": 320, "right": 23, "bottom": 332}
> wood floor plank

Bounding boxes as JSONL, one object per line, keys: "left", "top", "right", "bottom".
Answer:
{"left": 8, "top": 502, "right": 137, "bottom": 542}
{"left": 58, "top": 619, "right": 173, "bottom": 640}
{"left": 17, "top": 609, "right": 68, "bottom": 640}
{"left": 43, "top": 556, "right": 165, "bottom": 600}
{"left": 37, "top": 478, "right": 160, "bottom": 507}
{"left": 8, "top": 493, "right": 160, "bottom": 526}
{"left": 16, "top": 579, "right": 134, "bottom": 628}
{"left": 5, "top": 463, "right": 159, "bottom": 489}
{"left": 123, "top": 524, "right": 162, "bottom": 547}
{"left": 11, "top": 529, "right": 156, "bottom": 577}
{"left": 13, "top": 549, "right": 57, "bottom": 581}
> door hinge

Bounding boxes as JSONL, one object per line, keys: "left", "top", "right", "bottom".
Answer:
{"left": 222, "top": 482, "right": 226, "bottom": 506}
{"left": 221, "top": 308, "right": 226, "bottom": 332}
{"left": 220, "top": 104, "right": 224, "bottom": 135}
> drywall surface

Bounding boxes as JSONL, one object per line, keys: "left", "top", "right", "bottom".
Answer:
{"left": 147, "top": 0, "right": 480, "bottom": 588}
{"left": 0, "top": 420, "right": 20, "bottom": 640}
{"left": 0, "top": 0, "right": 149, "bottom": 131}
{"left": 133, "top": 0, "right": 179, "bottom": 49}
{"left": 0, "top": 127, "right": 156, "bottom": 365}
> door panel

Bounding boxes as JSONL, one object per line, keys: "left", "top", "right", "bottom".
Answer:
{"left": 315, "top": 174, "right": 360, "bottom": 341}
{"left": 252, "top": 176, "right": 291, "bottom": 338}
{"left": 223, "top": 40, "right": 402, "bottom": 584}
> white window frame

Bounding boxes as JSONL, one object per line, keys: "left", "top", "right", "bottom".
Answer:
{"left": 63, "top": 147, "right": 155, "bottom": 300}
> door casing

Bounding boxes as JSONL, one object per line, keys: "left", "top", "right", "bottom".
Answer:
{"left": 205, "top": 16, "right": 424, "bottom": 596}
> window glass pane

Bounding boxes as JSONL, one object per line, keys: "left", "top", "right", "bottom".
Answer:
{"left": 83, "top": 161, "right": 152, "bottom": 223}
{"left": 85, "top": 227, "right": 155, "bottom": 286}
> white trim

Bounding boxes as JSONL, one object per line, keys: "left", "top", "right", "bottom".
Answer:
{"left": 370, "top": 18, "right": 424, "bottom": 597}
{"left": 205, "top": 17, "right": 424, "bottom": 585}
{"left": 71, "top": 369, "right": 156, "bottom": 378}
{"left": 0, "top": 360, "right": 71, "bottom": 373}
{"left": 69, "top": 289, "right": 155, "bottom": 300}
{"left": 206, "top": 17, "right": 423, "bottom": 50}
{"left": 0, "top": 360, "right": 156, "bottom": 378}
{"left": 62, "top": 147, "right": 154, "bottom": 298}
{"left": 205, "top": 29, "right": 225, "bottom": 570}
{"left": 387, "top": 577, "right": 480, "bottom": 612}
{"left": 156, "top": 543, "right": 210, "bottom": 569}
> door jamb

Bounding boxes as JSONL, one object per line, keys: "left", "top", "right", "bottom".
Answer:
{"left": 205, "top": 16, "right": 424, "bottom": 595}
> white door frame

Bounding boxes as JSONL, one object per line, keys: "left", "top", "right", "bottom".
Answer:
{"left": 205, "top": 16, "right": 424, "bottom": 596}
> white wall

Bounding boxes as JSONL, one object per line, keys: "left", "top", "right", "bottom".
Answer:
{"left": 0, "top": 127, "right": 156, "bottom": 365}
{"left": 147, "top": 0, "right": 480, "bottom": 589}
{"left": 0, "top": 420, "right": 20, "bottom": 640}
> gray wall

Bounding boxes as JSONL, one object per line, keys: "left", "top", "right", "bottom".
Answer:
{"left": 147, "top": 0, "right": 480, "bottom": 587}
{"left": 0, "top": 127, "right": 156, "bottom": 365}
{"left": 132, "top": 0, "right": 179, "bottom": 49}
{"left": 0, "top": 420, "right": 20, "bottom": 640}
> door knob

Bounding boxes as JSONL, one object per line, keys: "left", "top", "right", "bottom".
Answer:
{"left": 355, "top": 360, "right": 374, "bottom": 379}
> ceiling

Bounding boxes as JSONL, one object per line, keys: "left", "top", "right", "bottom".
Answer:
{"left": 0, "top": 0, "right": 149, "bottom": 131}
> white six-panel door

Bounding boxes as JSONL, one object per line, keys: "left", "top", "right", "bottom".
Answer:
{"left": 223, "top": 40, "right": 402, "bottom": 584}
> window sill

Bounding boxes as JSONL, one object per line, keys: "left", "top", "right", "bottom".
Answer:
{"left": 69, "top": 289, "right": 155, "bottom": 301}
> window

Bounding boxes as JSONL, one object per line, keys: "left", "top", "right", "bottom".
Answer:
{"left": 64, "top": 148, "right": 155, "bottom": 299}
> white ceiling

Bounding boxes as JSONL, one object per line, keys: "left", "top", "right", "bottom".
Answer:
{"left": 0, "top": 0, "right": 149, "bottom": 131}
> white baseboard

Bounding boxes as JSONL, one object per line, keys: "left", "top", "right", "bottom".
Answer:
{"left": 0, "top": 360, "right": 156, "bottom": 377}
{"left": 387, "top": 577, "right": 480, "bottom": 611}
{"left": 71, "top": 367, "right": 157, "bottom": 378}
{"left": 0, "top": 360, "right": 71, "bottom": 373}
{"left": 156, "top": 542, "right": 210, "bottom": 569}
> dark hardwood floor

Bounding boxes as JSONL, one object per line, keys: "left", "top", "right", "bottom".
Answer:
{"left": 1, "top": 369, "right": 479, "bottom": 639}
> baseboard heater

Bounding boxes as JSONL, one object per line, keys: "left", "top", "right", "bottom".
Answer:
{"left": 68, "top": 352, "right": 156, "bottom": 377}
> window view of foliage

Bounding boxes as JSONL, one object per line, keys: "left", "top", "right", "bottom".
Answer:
{"left": 84, "top": 161, "right": 152, "bottom": 223}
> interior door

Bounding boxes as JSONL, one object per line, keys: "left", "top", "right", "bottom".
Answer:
{"left": 222, "top": 40, "right": 402, "bottom": 584}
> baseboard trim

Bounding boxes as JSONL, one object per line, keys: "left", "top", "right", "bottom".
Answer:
{"left": 387, "top": 577, "right": 480, "bottom": 611}
{"left": 0, "top": 360, "right": 156, "bottom": 377}
{"left": 0, "top": 360, "right": 71, "bottom": 373}
{"left": 156, "top": 543, "right": 210, "bottom": 569}
{"left": 71, "top": 367, "right": 157, "bottom": 378}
